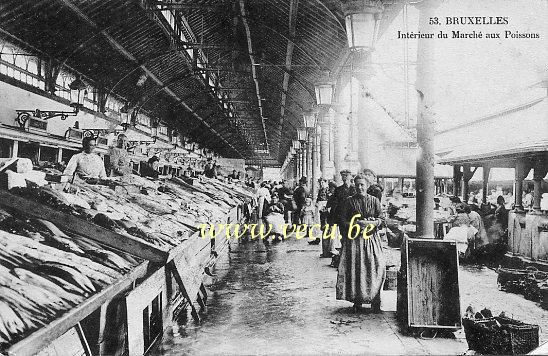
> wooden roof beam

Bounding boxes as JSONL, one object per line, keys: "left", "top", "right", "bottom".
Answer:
{"left": 279, "top": 0, "right": 299, "bottom": 155}
{"left": 238, "top": 0, "right": 269, "bottom": 152}
{"left": 59, "top": 0, "right": 243, "bottom": 158}
{"left": 151, "top": 1, "right": 229, "bottom": 10}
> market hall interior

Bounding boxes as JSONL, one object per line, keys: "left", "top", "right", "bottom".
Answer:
{"left": 0, "top": 0, "right": 546, "bottom": 355}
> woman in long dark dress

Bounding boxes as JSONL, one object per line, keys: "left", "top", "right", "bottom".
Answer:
{"left": 336, "top": 173, "right": 385, "bottom": 312}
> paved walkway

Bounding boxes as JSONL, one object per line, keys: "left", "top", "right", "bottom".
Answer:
{"left": 153, "top": 237, "right": 548, "bottom": 355}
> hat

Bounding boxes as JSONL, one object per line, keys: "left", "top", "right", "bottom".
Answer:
{"left": 362, "top": 168, "right": 376, "bottom": 177}
{"left": 299, "top": 176, "right": 308, "bottom": 183}
{"left": 340, "top": 169, "right": 351, "bottom": 175}
{"left": 456, "top": 203, "right": 470, "bottom": 214}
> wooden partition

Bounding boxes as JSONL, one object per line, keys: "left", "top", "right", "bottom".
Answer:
{"left": 532, "top": 214, "right": 548, "bottom": 261}
{"left": 509, "top": 211, "right": 530, "bottom": 257}
{"left": 508, "top": 211, "right": 548, "bottom": 266}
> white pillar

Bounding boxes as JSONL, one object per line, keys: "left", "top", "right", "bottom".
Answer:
{"left": 329, "top": 111, "right": 334, "bottom": 164}
{"left": 306, "top": 137, "right": 312, "bottom": 184}
{"left": 297, "top": 151, "right": 302, "bottom": 179}
{"left": 348, "top": 111, "right": 359, "bottom": 164}
{"left": 312, "top": 129, "right": 320, "bottom": 198}
{"left": 357, "top": 92, "right": 371, "bottom": 170}
{"left": 319, "top": 112, "right": 330, "bottom": 179}
{"left": 351, "top": 51, "right": 375, "bottom": 172}
{"left": 300, "top": 149, "right": 305, "bottom": 180}
{"left": 333, "top": 110, "right": 342, "bottom": 183}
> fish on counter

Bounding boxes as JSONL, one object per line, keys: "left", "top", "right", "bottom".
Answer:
{"left": 0, "top": 301, "right": 26, "bottom": 344}
{"left": 4, "top": 169, "right": 249, "bottom": 251}
{"left": 0, "top": 213, "right": 138, "bottom": 351}
{"left": 0, "top": 165, "right": 254, "bottom": 350}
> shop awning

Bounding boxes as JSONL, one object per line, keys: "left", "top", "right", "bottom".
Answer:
{"left": 436, "top": 96, "right": 548, "bottom": 166}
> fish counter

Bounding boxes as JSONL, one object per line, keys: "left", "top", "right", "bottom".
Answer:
{"left": 0, "top": 159, "right": 256, "bottom": 355}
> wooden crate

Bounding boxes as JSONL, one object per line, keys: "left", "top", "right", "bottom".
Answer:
{"left": 398, "top": 238, "right": 462, "bottom": 330}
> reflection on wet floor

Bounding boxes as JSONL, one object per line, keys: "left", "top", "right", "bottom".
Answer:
{"left": 153, "top": 237, "right": 474, "bottom": 355}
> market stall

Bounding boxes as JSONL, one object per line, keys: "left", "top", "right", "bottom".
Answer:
{"left": 0, "top": 157, "right": 255, "bottom": 355}
{"left": 436, "top": 96, "right": 548, "bottom": 267}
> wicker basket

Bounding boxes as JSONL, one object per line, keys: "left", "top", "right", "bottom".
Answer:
{"left": 523, "top": 272, "right": 548, "bottom": 301}
{"left": 497, "top": 267, "right": 539, "bottom": 293}
{"left": 463, "top": 316, "right": 539, "bottom": 355}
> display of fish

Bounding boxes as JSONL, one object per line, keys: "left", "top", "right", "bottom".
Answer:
{"left": 56, "top": 256, "right": 119, "bottom": 285}
{"left": 83, "top": 249, "right": 132, "bottom": 273}
{"left": 11, "top": 268, "right": 84, "bottom": 306}
{"left": 42, "top": 234, "right": 85, "bottom": 255}
{"left": 0, "top": 271, "right": 70, "bottom": 312}
{"left": 0, "top": 210, "right": 140, "bottom": 350}
{"left": 0, "top": 250, "right": 27, "bottom": 270}
{"left": 0, "top": 229, "right": 121, "bottom": 292}
{"left": 70, "top": 235, "right": 102, "bottom": 251}
{"left": 130, "top": 194, "right": 176, "bottom": 215}
{"left": 0, "top": 286, "right": 51, "bottom": 323}
{"left": 34, "top": 219, "right": 69, "bottom": 238}
{"left": 36, "top": 262, "right": 96, "bottom": 295}
{"left": 42, "top": 275, "right": 87, "bottom": 297}
{"left": 0, "top": 301, "right": 26, "bottom": 342}
{"left": 0, "top": 169, "right": 252, "bottom": 350}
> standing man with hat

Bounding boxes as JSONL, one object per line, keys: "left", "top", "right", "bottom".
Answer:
{"left": 292, "top": 176, "right": 309, "bottom": 225}
{"left": 325, "top": 169, "right": 356, "bottom": 261}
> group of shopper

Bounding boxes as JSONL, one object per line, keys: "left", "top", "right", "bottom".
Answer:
{"left": 254, "top": 168, "right": 387, "bottom": 312}
{"left": 65, "top": 135, "right": 386, "bottom": 312}
{"left": 444, "top": 194, "right": 508, "bottom": 262}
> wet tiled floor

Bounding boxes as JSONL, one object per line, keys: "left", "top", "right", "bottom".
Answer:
{"left": 153, "top": 237, "right": 548, "bottom": 355}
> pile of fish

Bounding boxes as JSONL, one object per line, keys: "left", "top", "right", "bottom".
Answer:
{"left": 8, "top": 175, "right": 252, "bottom": 249}
{"left": 0, "top": 208, "right": 138, "bottom": 349}
{"left": 0, "top": 174, "right": 254, "bottom": 348}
